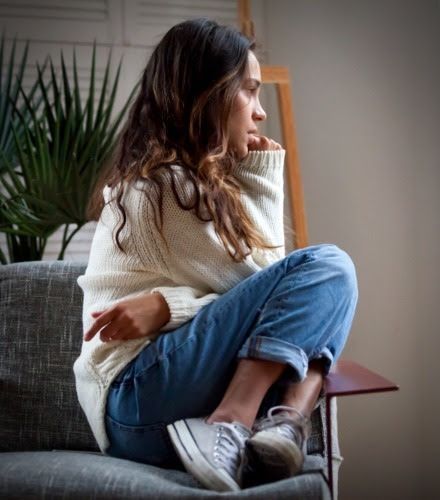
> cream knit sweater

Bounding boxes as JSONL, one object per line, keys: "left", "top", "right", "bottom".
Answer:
{"left": 73, "top": 149, "right": 286, "bottom": 451}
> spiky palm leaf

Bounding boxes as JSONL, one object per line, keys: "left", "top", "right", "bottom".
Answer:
{"left": 0, "top": 34, "right": 46, "bottom": 263}
{"left": 0, "top": 34, "right": 44, "bottom": 174}
{"left": 0, "top": 43, "right": 137, "bottom": 262}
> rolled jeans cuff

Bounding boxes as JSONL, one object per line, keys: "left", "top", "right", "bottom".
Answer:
{"left": 310, "top": 346, "right": 335, "bottom": 377}
{"left": 237, "top": 335, "right": 309, "bottom": 382}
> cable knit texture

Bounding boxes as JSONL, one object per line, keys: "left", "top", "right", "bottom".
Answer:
{"left": 73, "top": 150, "right": 286, "bottom": 451}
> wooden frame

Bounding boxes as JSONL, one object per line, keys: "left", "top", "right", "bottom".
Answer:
{"left": 261, "top": 66, "right": 309, "bottom": 248}
{"left": 238, "top": 0, "right": 308, "bottom": 248}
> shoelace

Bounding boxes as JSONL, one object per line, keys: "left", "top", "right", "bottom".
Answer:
{"left": 211, "top": 422, "right": 249, "bottom": 478}
{"left": 254, "top": 405, "right": 311, "bottom": 447}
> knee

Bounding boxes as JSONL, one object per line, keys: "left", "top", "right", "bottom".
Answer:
{"left": 313, "top": 244, "right": 358, "bottom": 299}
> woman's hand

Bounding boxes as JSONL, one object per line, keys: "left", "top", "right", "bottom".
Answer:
{"left": 83, "top": 292, "right": 171, "bottom": 342}
{"left": 248, "top": 134, "right": 283, "bottom": 152}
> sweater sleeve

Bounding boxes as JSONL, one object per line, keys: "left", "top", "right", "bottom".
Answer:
{"left": 122, "top": 184, "right": 221, "bottom": 332}
{"left": 233, "top": 149, "right": 287, "bottom": 263}
{"left": 150, "top": 287, "right": 219, "bottom": 332}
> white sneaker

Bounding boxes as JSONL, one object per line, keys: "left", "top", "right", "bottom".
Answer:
{"left": 167, "top": 417, "right": 251, "bottom": 491}
{"left": 241, "top": 405, "right": 311, "bottom": 487}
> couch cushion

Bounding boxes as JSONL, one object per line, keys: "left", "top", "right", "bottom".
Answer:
{"left": 0, "top": 451, "right": 331, "bottom": 499}
{"left": 0, "top": 260, "right": 325, "bottom": 456}
{"left": 0, "top": 261, "right": 97, "bottom": 452}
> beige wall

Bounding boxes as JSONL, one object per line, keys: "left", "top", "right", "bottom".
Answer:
{"left": 263, "top": 1, "right": 439, "bottom": 499}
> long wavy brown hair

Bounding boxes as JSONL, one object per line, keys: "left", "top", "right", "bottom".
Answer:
{"left": 88, "top": 18, "right": 281, "bottom": 262}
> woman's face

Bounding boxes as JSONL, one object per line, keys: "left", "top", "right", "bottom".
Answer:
{"left": 227, "top": 51, "right": 267, "bottom": 160}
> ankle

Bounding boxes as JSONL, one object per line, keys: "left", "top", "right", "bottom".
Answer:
{"left": 207, "top": 408, "right": 254, "bottom": 428}
{"left": 271, "top": 404, "right": 307, "bottom": 420}
{"left": 280, "top": 401, "right": 310, "bottom": 418}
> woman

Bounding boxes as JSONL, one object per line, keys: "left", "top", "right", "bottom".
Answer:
{"left": 74, "top": 18, "right": 358, "bottom": 492}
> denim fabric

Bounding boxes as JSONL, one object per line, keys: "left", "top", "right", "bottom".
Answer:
{"left": 105, "top": 244, "right": 358, "bottom": 466}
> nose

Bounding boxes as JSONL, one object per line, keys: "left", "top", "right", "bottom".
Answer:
{"left": 253, "top": 98, "right": 267, "bottom": 122}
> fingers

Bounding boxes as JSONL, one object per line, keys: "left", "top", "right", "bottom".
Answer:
{"left": 99, "top": 324, "right": 122, "bottom": 343}
{"left": 248, "top": 135, "right": 282, "bottom": 151}
{"left": 84, "top": 307, "right": 149, "bottom": 343}
{"left": 83, "top": 308, "right": 117, "bottom": 341}
{"left": 85, "top": 312, "right": 126, "bottom": 343}
{"left": 84, "top": 295, "right": 163, "bottom": 343}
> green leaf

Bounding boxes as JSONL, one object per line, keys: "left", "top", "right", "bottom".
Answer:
{"left": 0, "top": 36, "right": 31, "bottom": 172}
{"left": 10, "top": 40, "right": 29, "bottom": 105}
{"left": 73, "top": 48, "right": 82, "bottom": 119}
{"left": 85, "top": 41, "right": 96, "bottom": 137}
{"left": 60, "top": 50, "right": 72, "bottom": 114}
{"left": 0, "top": 37, "right": 16, "bottom": 136}
{"left": 1, "top": 40, "right": 136, "bottom": 261}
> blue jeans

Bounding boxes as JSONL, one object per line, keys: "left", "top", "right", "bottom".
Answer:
{"left": 105, "top": 244, "right": 358, "bottom": 467}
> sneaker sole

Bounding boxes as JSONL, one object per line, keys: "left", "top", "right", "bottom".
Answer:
{"left": 247, "top": 432, "right": 304, "bottom": 478}
{"left": 167, "top": 420, "right": 241, "bottom": 492}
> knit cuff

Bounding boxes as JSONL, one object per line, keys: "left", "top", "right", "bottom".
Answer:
{"left": 235, "top": 150, "right": 286, "bottom": 177}
{"left": 150, "top": 286, "right": 219, "bottom": 332}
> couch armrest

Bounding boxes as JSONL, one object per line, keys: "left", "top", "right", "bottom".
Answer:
{"left": 323, "top": 359, "right": 399, "bottom": 499}
{"left": 324, "top": 359, "right": 399, "bottom": 397}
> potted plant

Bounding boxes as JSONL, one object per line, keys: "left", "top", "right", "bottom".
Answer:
{"left": 0, "top": 39, "right": 136, "bottom": 263}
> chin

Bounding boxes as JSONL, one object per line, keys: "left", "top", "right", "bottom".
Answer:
{"left": 237, "top": 144, "right": 249, "bottom": 159}
{"left": 228, "top": 140, "right": 249, "bottom": 160}
{"left": 229, "top": 147, "right": 248, "bottom": 161}
{"left": 237, "top": 151, "right": 248, "bottom": 161}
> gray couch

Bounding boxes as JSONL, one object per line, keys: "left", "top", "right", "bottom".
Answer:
{"left": 0, "top": 260, "right": 341, "bottom": 499}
